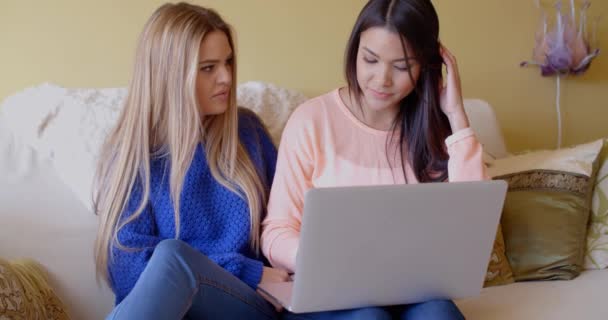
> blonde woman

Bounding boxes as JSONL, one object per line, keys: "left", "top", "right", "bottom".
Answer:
{"left": 94, "top": 3, "right": 287, "bottom": 319}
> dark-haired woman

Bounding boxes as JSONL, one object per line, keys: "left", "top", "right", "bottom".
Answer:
{"left": 261, "top": 0, "right": 486, "bottom": 319}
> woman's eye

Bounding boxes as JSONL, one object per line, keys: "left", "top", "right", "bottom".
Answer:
{"left": 200, "top": 65, "right": 214, "bottom": 72}
{"left": 363, "top": 57, "right": 377, "bottom": 64}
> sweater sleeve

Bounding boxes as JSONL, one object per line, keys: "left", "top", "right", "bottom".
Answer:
{"left": 206, "top": 253, "right": 264, "bottom": 289}
{"left": 109, "top": 182, "right": 265, "bottom": 304}
{"left": 261, "top": 111, "right": 314, "bottom": 272}
{"left": 108, "top": 183, "right": 163, "bottom": 304}
{"left": 445, "top": 127, "right": 489, "bottom": 182}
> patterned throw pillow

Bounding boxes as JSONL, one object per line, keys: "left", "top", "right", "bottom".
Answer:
{"left": 585, "top": 139, "right": 608, "bottom": 269}
{"left": 489, "top": 139, "right": 603, "bottom": 281}
{"left": 0, "top": 258, "right": 69, "bottom": 320}
{"left": 484, "top": 224, "right": 514, "bottom": 287}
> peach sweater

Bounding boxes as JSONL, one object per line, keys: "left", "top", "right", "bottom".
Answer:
{"left": 261, "top": 89, "right": 487, "bottom": 272}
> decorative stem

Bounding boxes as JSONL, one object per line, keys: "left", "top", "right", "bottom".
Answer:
{"left": 556, "top": 75, "right": 562, "bottom": 149}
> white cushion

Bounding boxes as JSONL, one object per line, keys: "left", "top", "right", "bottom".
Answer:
{"left": 0, "top": 117, "right": 36, "bottom": 182}
{"left": 463, "top": 99, "right": 509, "bottom": 160}
{"left": 0, "top": 132, "right": 114, "bottom": 319}
{"left": 38, "top": 87, "right": 126, "bottom": 211}
{"left": 456, "top": 269, "right": 608, "bottom": 319}
{"left": 488, "top": 139, "right": 603, "bottom": 178}
{"left": 0, "top": 81, "right": 308, "bottom": 212}
{"left": 0, "top": 83, "right": 66, "bottom": 154}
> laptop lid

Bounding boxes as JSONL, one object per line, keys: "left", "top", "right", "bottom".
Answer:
{"left": 289, "top": 180, "right": 507, "bottom": 313}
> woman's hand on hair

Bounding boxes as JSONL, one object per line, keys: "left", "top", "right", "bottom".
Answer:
{"left": 439, "top": 45, "right": 470, "bottom": 132}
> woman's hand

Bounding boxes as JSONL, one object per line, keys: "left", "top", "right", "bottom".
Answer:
{"left": 439, "top": 44, "right": 470, "bottom": 132}
{"left": 260, "top": 266, "right": 290, "bottom": 283}
{"left": 258, "top": 267, "right": 290, "bottom": 312}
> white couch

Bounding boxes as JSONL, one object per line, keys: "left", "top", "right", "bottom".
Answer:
{"left": 1, "top": 85, "right": 607, "bottom": 319}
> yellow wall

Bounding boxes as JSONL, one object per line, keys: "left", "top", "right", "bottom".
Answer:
{"left": 1, "top": 0, "right": 607, "bottom": 152}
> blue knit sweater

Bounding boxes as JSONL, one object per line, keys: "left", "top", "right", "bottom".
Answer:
{"left": 108, "top": 110, "right": 277, "bottom": 304}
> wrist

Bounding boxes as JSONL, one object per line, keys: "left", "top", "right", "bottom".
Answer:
{"left": 446, "top": 110, "right": 470, "bottom": 132}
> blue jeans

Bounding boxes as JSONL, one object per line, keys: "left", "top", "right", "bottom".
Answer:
{"left": 106, "top": 239, "right": 278, "bottom": 320}
{"left": 282, "top": 300, "right": 464, "bottom": 320}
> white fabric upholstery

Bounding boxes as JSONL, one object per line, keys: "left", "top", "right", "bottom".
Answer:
{"left": 0, "top": 82, "right": 307, "bottom": 212}
{"left": 0, "top": 125, "right": 114, "bottom": 319}
{"left": 456, "top": 269, "right": 608, "bottom": 319}
{"left": 463, "top": 99, "right": 509, "bottom": 160}
{"left": 1, "top": 84, "right": 606, "bottom": 319}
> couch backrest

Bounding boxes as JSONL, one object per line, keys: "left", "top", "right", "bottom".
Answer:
{"left": 0, "top": 83, "right": 510, "bottom": 212}
{"left": 464, "top": 99, "right": 509, "bottom": 159}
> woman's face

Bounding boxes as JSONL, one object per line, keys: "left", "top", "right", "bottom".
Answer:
{"left": 356, "top": 27, "right": 421, "bottom": 112}
{"left": 196, "top": 30, "right": 233, "bottom": 116}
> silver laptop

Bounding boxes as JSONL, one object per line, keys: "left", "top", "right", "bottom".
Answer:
{"left": 258, "top": 180, "right": 508, "bottom": 313}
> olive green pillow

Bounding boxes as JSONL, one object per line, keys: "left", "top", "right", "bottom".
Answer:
{"left": 489, "top": 139, "right": 603, "bottom": 281}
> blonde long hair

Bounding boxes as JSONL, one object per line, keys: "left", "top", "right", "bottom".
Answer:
{"left": 93, "top": 2, "right": 266, "bottom": 285}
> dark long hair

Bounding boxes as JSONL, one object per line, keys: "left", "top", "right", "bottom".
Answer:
{"left": 345, "top": 0, "right": 451, "bottom": 183}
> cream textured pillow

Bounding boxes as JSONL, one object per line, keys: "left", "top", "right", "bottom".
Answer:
{"left": 489, "top": 139, "right": 603, "bottom": 281}
{"left": 236, "top": 81, "right": 308, "bottom": 145}
{"left": 0, "top": 258, "right": 70, "bottom": 320}
{"left": 585, "top": 139, "right": 608, "bottom": 269}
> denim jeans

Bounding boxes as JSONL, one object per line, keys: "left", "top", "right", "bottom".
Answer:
{"left": 282, "top": 299, "right": 465, "bottom": 320}
{"left": 106, "top": 239, "right": 278, "bottom": 320}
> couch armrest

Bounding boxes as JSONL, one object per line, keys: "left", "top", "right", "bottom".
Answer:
{"left": 464, "top": 99, "right": 509, "bottom": 159}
